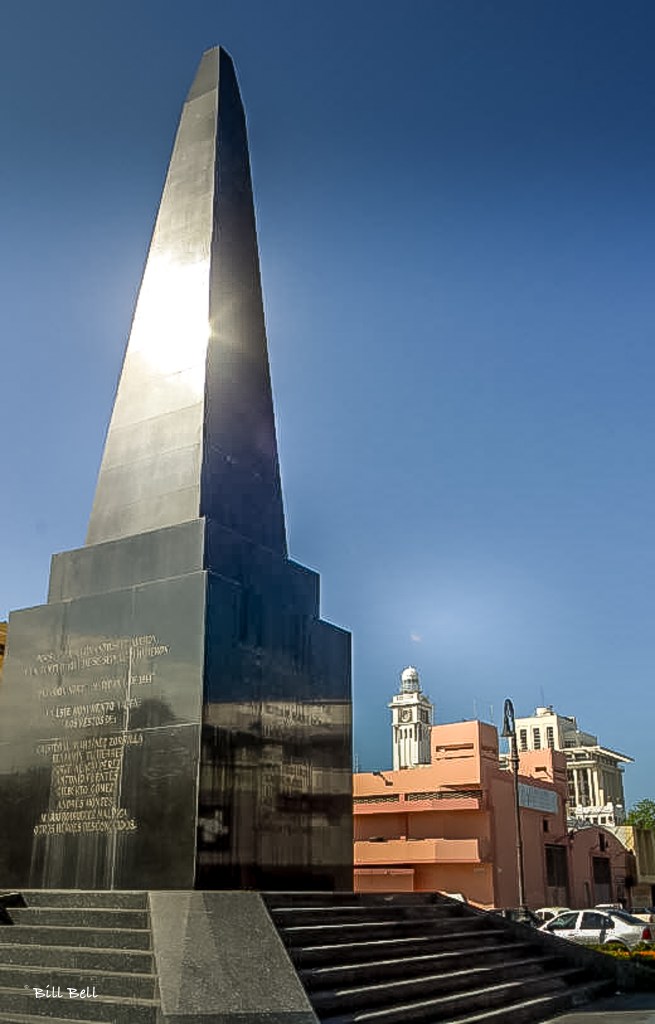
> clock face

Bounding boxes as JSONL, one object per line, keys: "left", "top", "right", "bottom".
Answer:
{"left": 399, "top": 708, "right": 412, "bottom": 723}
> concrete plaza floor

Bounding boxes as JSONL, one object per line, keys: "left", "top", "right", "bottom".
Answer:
{"left": 544, "top": 990, "right": 655, "bottom": 1023}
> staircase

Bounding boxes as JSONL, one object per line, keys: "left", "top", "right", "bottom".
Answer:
{"left": 0, "top": 891, "right": 159, "bottom": 1024}
{"left": 263, "top": 892, "right": 616, "bottom": 1024}
{"left": 0, "top": 890, "right": 622, "bottom": 1024}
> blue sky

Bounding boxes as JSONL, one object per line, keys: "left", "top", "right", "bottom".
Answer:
{"left": 1, "top": 1, "right": 654, "bottom": 806}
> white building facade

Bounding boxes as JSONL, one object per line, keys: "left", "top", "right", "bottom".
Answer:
{"left": 389, "top": 666, "right": 434, "bottom": 770}
{"left": 513, "top": 706, "right": 632, "bottom": 826}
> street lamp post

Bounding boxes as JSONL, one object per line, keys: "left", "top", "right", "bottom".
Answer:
{"left": 502, "top": 698, "right": 527, "bottom": 915}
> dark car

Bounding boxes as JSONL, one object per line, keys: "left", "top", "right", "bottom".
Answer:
{"left": 625, "top": 906, "right": 655, "bottom": 924}
{"left": 491, "top": 908, "right": 542, "bottom": 927}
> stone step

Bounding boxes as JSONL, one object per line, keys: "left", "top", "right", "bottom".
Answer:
{"left": 279, "top": 916, "right": 489, "bottom": 946}
{"left": 287, "top": 928, "right": 515, "bottom": 967}
{"left": 17, "top": 893, "right": 147, "bottom": 911}
{"left": 310, "top": 958, "right": 565, "bottom": 1014}
{"left": 269, "top": 905, "right": 466, "bottom": 926}
{"left": 0, "top": 986, "right": 157, "bottom": 1024}
{"left": 0, "top": 962, "right": 156, "bottom": 1000}
{"left": 9, "top": 910, "right": 148, "bottom": 932}
{"left": 264, "top": 892, "right": 441, "bottom": 908}
{"left": 320, "top": 973, "right": 576, "bottom": 1024}
{"left": 299, "top": 942, "right": 545, "bottom": 989}
{"left": 0, "top": 1013, "right": 104, "bottom": 1024}
{"left": 0, "top": 927, "right": 150, "bottom": 951}
{"left": 447, "top": 978, "right": 616, "bottom": 1024}
{"left": 0, "top": 943, "right": 153, "bottom": 975}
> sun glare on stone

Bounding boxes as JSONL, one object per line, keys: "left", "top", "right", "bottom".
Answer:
{"left": 128, "top": 257, "right": 212, "bottom": 377}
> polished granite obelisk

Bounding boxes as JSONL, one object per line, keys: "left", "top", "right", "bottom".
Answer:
{"left": 0, "top": 47, "right": 352, "bottom": 890}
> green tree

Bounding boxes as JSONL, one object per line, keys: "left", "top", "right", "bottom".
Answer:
{"left": 625, "top": 799, "right": 655, "bottom": 829}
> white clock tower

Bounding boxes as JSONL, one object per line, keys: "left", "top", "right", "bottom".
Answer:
{"left": 389, "top": 666, "right": 434, "bottom": 769}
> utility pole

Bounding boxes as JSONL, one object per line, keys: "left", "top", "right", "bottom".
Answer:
{"left": 502, "top": 698, "right": 527, "bottom": 916}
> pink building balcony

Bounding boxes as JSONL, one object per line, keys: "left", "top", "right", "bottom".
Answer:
{"left": 353, "top": 792, "right": 483, "bottom": 813}
{"left": 355, "top": 836, "right": 487, "bottom": 864}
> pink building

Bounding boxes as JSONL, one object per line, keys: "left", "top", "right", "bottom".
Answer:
{"left": 354, "top": 720, "right": 634, "bottom": 909}
{"left": 567, "top": 826, "right": 635, "bottom": 909}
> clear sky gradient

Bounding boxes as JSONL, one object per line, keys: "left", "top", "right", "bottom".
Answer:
{"left": 1, "top": 1, "right": 653, "bottom": 806}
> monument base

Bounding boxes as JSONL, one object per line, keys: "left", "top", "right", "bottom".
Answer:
{"left": 0, "top": 517, "right": 352, "bottom": 891}
{"left": 0, "top": 889, "right": 319, "bottom": 1024}
{"left": 0, "top": 888, "right": 633, "bottom": 1022}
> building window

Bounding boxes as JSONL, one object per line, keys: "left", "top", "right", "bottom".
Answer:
{"left": 533, "top": 727, "right": 541, "bottom": 750}
{"left": 546, "top": 726, "right": 555, "bottom": 749}
{"left": 592, "top": 856, "right": 611, "bottom": 903}
{"left": 545, "top": 845, "right": 568, "bottom": 889}
{"left": 519, "top": 729, "right": 528, "bottom": 751}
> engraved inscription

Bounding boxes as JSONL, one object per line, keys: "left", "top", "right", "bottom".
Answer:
{"left": 27, "top": 635, "right": 169, "bottom": 679}
{"left": 30, "top": 635, "right": 169, "bottom": 734}
{"left": 28, "top": 634, "right": 170, "bottom": 837}
{"left": 34, "top": 734, "right": 143, "bottom": 836}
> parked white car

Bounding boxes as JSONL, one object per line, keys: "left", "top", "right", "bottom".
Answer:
{"left": 540, "top": 908, "right": 653, "bottom": 950}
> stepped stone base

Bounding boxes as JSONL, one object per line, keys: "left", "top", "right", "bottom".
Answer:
{"left": 0, "top": 890, "right": 317, "bottom": 1024}
{"left": 0, "top": 890, "right": 645, "bottom": 1024}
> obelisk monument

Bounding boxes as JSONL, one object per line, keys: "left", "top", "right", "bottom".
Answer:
{"left": 0, "top": 47, "right": 352, "bottom": 890}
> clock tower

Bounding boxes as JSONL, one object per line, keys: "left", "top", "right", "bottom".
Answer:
{"left": 389, "top": 666, "right": 434, "bottom": 769}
